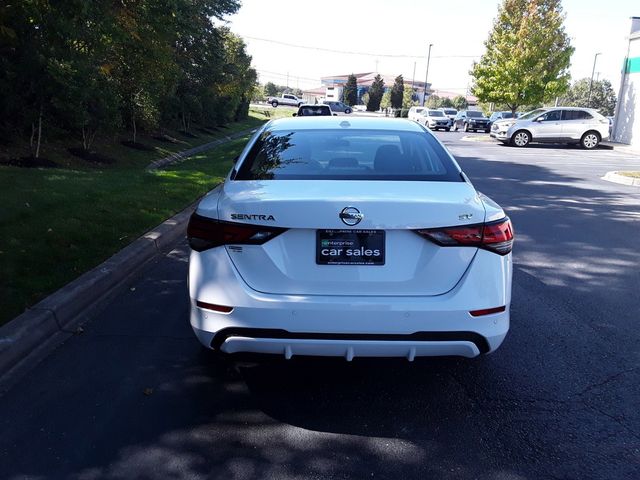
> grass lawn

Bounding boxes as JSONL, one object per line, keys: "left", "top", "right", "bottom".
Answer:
{"left": 0, "top": 106, "right": 293, "bottom": 326}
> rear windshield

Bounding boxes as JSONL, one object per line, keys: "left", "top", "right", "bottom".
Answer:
{"left": 298, "top": 106, "right": 331, "bottom": 116}
{"left": 467, "top": 111, "right": 483, "bottom": 118}
{"left": 428, "top": 110, "right": 444, "bottom": 116}
{"left": 501, "top": 112, "right": 515, "bottom": 118}
{"left": 235, "top": 129, "right": 462, "bottom": 181}
{"left": 443, "top": 109, "right": 456, "bottom": 115}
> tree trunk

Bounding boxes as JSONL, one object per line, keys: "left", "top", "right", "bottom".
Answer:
{"left": 35, "top": 103, "right": 43, "bottom": 159}
{"left": 30, "top": 122, "right": 35, "bottom": 154}
{"left": 82, "top": 126, "right": 98, "bottom": 151}
{"left": 132, "top": 111, "right": 137, "bottom": 144}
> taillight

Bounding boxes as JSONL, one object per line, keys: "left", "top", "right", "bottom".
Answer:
{"left": 187, "top": 212, "right": 287, "bottom": 252}
{"left": 415, "top": 217, "right": 513, "bottom": 255}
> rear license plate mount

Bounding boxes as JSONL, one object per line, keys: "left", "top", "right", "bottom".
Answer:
{"left": 316, "top": 229, "right": 385, "bottom": 265}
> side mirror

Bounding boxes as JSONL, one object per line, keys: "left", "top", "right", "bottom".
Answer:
{"left": 535, "top": 116, "right": 544, "bottom": 122}
{"left": 292, "top": 113, "right": 297, "bottom": 117}
{"left": 333, "top": 113, "right": 338, "bottom": 116}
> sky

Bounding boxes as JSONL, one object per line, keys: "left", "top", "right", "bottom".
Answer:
{"left": 227, "top": 0, "right": 638, "bottom": 96}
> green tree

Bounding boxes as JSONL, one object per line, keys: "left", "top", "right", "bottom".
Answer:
{"left": 440, "top": 98, "right": 454, "bottom": 108}
{"left": 425, "top": 94, "right": 442, "bottom": 108}
{"left": 390, "top": 75, "right": 404, "bottom": 109}
{"left": 471, "top": 0, "right": 574, "bottom": 114}
{"left": 1, "top": 0, "right": 252, "bottom": 154}
{"left": 562, "top": 78, "right": 616, "bottom": 116}
{"left": 380, "top": 91, "right": 392, "bottom": 110}
{"left": 343, "top": 74, "right": 358, "bottom": 106}
{"left": 264, "top": 82, "right": 278, "bottom": 97}
{"left": 402, "top": 88, "right": 416, "bottom": 109}
{"left": 367, "top": 74, "right": 384, "bottom": 112}
{"left": 452, "top": 95, "right": 469, "bottom": 110}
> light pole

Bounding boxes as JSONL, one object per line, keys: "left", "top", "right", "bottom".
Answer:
{"left": 587, "top": 52, "right": 601, "bottom": 107}
{"left": 422, "top": 44, "right": 433, "bottom": 106}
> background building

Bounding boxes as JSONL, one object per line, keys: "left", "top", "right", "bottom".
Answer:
{"left": 612, "top": 16, "right": 640, "bottom": 149}
{"left": 318, "top": 73, "right": 432, "bottom": 104}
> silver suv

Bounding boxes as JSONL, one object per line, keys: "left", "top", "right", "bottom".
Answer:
{"left": 491, "top": 107, "right": 609, "bottom": 149}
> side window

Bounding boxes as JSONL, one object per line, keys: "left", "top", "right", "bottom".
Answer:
{"left": 542, "top": 110, "right": 562, "bottom": 121}
{"left": 563, "top": 110, "right": 592, "bottom": 121}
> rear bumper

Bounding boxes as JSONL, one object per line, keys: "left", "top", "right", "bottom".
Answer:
{"left": 202, "top": 328, "right": 495, "bottom": 359}
{"left": 189, "top": 247, "right": 512, "bottom": 359}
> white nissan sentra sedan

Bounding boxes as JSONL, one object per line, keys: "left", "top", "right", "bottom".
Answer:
{"left": 188, "top": 117, "right": 513, "bottom": 360}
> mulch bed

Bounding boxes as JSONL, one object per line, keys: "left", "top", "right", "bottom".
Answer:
{"left": 67, "top": 148, "right": 116, "bottom": 164}
{"left": 0, "top": 156, "right": 58, "bottom": 168}
{"left": 121, "top": 140, "right": 155, "bottom": 151}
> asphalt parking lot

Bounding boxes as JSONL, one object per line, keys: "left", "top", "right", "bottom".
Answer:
{"left": 1, "top": 132, "right": 639, "bottom": 480}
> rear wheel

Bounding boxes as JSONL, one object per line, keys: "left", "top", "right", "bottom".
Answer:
{"left": 345, "top": 108, "right": 352, "bottom": 114}
{"left": 511, "top": 130, "right": 531, "bottom": 147}
{"left": 271, "top": 101, "right": 278, "bottom": 108}
{"left": 484, "top": 129, "right": 490, "bottom": 133}
{"left": 581, "top": 131, "right": 600, "bottom": 149}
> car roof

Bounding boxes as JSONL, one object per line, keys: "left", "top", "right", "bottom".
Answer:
{"left": 265, "top": 116, "right": 427, "bottom": 132}
{"left": 537, "top": 106, "right": 597, "bottom": 111}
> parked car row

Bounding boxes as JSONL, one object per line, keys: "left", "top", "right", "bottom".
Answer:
{"left": 294, "top": 101, "right": 354, "bottom": 117}
{"left": 408, "top": 107, "right": 494, "bottom": 133}
{"left": 269, "top": 95, "right": 354, "bottom": 114}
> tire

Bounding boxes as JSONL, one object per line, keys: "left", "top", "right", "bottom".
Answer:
{"left": 484, "top": 129, "right": 490, "bottom": 133}
{"left": 581, "top": 131, "right": 600, "bottom": 149}
{"left": 463, "top": 123, "right": 469, "bottom": 132}
{"left": 271, "top": 101, "right": 278, "bottom": 107}
{"left": 510, "top": 130, "right": 531, "bottom": 147}
{"left": 345, "top": 108, "right": 352, "bottom": 114}
{"left": 451, "top": 124, "right": 457, "bottom": 132}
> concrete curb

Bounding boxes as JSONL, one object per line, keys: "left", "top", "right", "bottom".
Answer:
{"left": 146, "top": 128, "right": 256, "bottom": 170}
{"left": 0, "top": 202, "right": 196, "bottom": 379}
{"left": 602, "top": 171, "right": 640, "bottom": 187}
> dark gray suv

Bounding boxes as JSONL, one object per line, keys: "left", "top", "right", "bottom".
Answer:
{"left": 452, "top": 110, "right": 490, "bottom": 133}
{"left": 323, "top": 101, "right": 352, "bottom": 114}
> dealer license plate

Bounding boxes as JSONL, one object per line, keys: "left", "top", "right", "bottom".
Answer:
{"left": 316, "top": 229, "right": 385, "bottom": 265}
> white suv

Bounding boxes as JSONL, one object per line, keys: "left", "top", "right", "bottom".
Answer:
{"left": 491, "top": 107, "right": 609, "bottom": 149}
{"left": 408, "top": 106, "right": 427, "bottom": 121}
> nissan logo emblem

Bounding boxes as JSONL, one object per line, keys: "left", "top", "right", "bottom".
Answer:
{"left": 339, "top": 206, "right": 364, "bottom": 226}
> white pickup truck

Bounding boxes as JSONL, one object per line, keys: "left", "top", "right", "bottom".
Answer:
{"left": 268, "top": 94, "right": 304, "bottom": 108}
